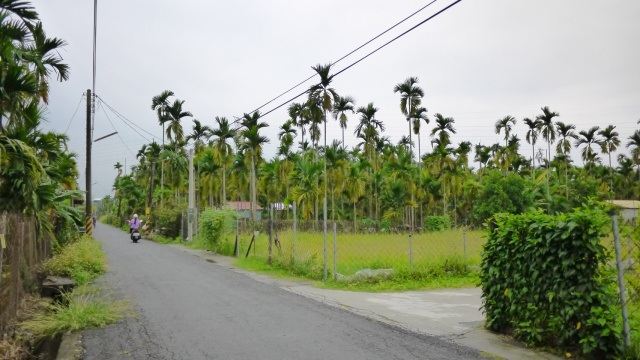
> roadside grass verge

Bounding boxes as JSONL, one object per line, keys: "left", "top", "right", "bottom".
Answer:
{"left": 41, "top": 235, "right": 106, "bottom": 285}
{"left": 233, "top": 247, "right": 479, "bottom": 292}
{"left": 19, "top": 285, "right": 134, "bottom": 339}
{"left": 148, "top": 234, "right": 181, "bottom": 244}
{"left": 180, "top": 228, "right": 484, "bottom": 291}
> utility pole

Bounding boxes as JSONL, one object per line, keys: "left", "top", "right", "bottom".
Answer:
{"left": 85, "top": 89, "right": 92, "bottom": 235}
{"left": 188, "top": 149, "right": 195, "bottom": 242}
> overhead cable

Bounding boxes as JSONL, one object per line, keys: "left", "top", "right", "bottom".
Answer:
{"left": 97, "top": 100, "right": 137, "bottom": 157}
{"left": 96, "top": 95, "right": 161, "bottom": 141}
{"left": 245, "top": 0, "right": 440, "bottom": 117}
{"left": 64, "top": 93, "right": 86, "bottom": 134}
{"left": 259, "top": 0, "right": 463, "bottom": 119}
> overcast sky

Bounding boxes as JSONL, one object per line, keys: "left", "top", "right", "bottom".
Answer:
{"left": 32, "top": 0, "right": 640, "bottom": 199}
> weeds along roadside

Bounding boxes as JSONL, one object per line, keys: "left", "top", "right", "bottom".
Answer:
{"left": 3, "top": 235, "right": 133, "bottom": 359}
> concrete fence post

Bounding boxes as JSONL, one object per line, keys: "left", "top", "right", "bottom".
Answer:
{"left": 333, "top": 222, "right": 337, "bottom": 280}
{"left": 409, "top": 233, "right": 413, "bottom": 271}
{"left": 293, "top": 202, "right": 297, "bottom": 265}
{"left": 463, "top": 231, "right": 467, "bottom": 270}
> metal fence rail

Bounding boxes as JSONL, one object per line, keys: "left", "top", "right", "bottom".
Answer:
{"left": 0, "top": 213, "right": 49, "bottom": 332}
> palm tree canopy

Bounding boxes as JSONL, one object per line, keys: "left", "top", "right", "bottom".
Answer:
{"left": 495, "top": 115, "right": 516, "bottom": 143}
{"left": 393, "top": 76, "right": 424, "bottom": 117}
{"left": 331, "top": 95, "right": 356, "bottom": 129}
{"left": 151, "top": 90, "right": 174, "bottom": 125}
{"left": 308, "top": 63, "right": 339, "bottom": 113}
{"left": 164, "top": 99, "right": 192, "bottom": 142}
{"left": 535, "top": 106, "right": 559, "bottom": 144}
{"left": 430, "top": 113, "right": 456, "bottom": 146}
{"left": 598, "top": 124, "right": 620, "bottom": 154}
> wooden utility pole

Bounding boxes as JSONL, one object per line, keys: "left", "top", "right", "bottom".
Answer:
{"left": 85, "top": 89, "right": 92, "bottom": 235}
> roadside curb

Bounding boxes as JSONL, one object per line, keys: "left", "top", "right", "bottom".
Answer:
{"left": 56, "top": 332, "right": 82, "bottom": 360}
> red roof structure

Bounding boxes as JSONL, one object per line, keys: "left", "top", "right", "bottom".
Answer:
{"left": 226, "top": 201, "right": 263, "bottom": 211}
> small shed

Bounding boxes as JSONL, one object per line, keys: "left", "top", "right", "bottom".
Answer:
{"left": 607, "top": 200, "right": 639, "bottom": 224}
{"left": 226, "top": 201, "right": 263, "bottom": 221}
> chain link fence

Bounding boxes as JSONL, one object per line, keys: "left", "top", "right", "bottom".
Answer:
{"left": 607, "top": 212, "right": 639, "bottom": 350}
{"left": 229, "top": 203, "right": 484, "bottom": 282}
{"left": 0, "top": 213, "right": 49, "bottom": 332}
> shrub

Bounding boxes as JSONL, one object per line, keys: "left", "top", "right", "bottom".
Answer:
{"left": 199, "top": 208, "right": 237, "bottom": 251}
{"left": 480, "top": 201, "right": 623, "bottom": 358}
{"left": 423, "top": 216, "right": 451, "bottom": 231}
{"left": 41, "top": 235, "right": 106, "bottom": 285}
{"left": 471, "top": 170, "right": 532, "bottom": 226}
{"left": 155, "top": 206, "right": 184, "bottom": 238}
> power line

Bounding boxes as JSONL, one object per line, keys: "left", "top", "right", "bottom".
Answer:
{"left": 98, "top": 101, "right": 137, "bottom": 157}
{"left": 64, "top": 93, "right": 86, "bottom": 134}
{"left": 259, "top": 0, "right": 463, "bottom": 119}
{"left": 96, "top": 95, "right": 161, "bottom": 141}
{"left": 334, "top": 0, "right": 462, "bottom": 77}
{"left": 246, "top": 0, "right": 440, "bottom": 116}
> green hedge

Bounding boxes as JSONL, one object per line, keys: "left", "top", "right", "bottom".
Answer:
{"left": 423, "top": 216, "right": 450, "bottom": 231}
{"left": 480, "top": 201, "right": 623, "bottom": 358}
{"left": 155, "top": 206, "right": 184, "bottom": 238}
{"left": 199, "top": 208, "right": 237, "bottom": 252}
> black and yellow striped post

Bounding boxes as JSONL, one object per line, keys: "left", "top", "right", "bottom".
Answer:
{"left": 144, "top": 207, "right": 151, "bottom": 236}
{"left": 85, "top": 216, "right": 93, "bottom": 236}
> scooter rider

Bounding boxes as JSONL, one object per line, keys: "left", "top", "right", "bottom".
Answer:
{"left": 130, "top": 214, "right": 141, "bottom": 234}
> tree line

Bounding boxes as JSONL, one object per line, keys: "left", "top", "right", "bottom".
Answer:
{"left": 109, "top": 65, "right": 640, "bottom": 230}
{"left": 0, "top": 0, "right": 81, "bottom": 247}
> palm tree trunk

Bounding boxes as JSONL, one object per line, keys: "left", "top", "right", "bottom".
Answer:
{"left": 332, "top": 185, "right": 335, "bottom": 222}
{"left": 565, "top": 160, "right": 569, "bottom": 200}
{"left": 353, "top": 201, "right": 357, "bottom": 233}
{"left": 531, "top": 143, "right": 535, "bottom": 183}
{"left": 221, "top": 159, "right": 227, "bottom": 205}
{"left": 547, "top": 141, "right": 551, "bottom": 201}
{"left": 608, "top": 152, "right": 613, "bottom": 192}
{"left": 443, "top": 181, "right": 447, "bottom": 216}
{"left": 251, "top": 151, "right": 257, "bottom": 223}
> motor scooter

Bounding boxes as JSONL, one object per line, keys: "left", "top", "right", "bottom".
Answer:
{"left": 131, "top": 226, "right": 141, "bottom": 243}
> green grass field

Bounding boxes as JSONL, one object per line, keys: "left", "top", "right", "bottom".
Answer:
{"left": 224, "top": 228, "right": 486, "bottom": 278}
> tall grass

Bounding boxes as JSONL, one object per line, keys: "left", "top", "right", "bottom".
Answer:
{"left": 232, "top": 228, "right": 485, "bottom": 276}
{"left": 42, "top": 235, "right": 106, "bottom": 285}
{"left": 222, "top": 228, "right": 485, "bottom": 289}
{"left": 19, "top": 286, "right": 133, "bottom": 338}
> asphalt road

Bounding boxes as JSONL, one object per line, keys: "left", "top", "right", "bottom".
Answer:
{"left": 82, "top": 223, "right": 484, "bottom": 360}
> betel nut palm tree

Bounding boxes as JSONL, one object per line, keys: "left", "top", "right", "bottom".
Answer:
{"left": 308, "top": 63, "right": 339, "bottom": 259}
{"left": 164, "top": 99, "right": 192, "bottom": 149}
{"left": 575, "top": 126, "right": 601, "bottom": 168}
{"left": 598, "top": 125, "right": 620, "bottom": 190}
{"left": 241, "top": 111, "right": 269, "bottom": 222}
{"left": 555, "top": 121, "right": 577, "bottom": 197}
{"left": 495, "top": 115, "right": 516, "bottom": 147}
{"left": 535, "top": 106, "right": 559, "bottom": 167}
{"left": 331, "top": 95, "right": 355, "bottom": 149}
{"left": 523, "top": 117, "right": 542, "bottom": 178}
{"left": 151, "top": 90, "right": 174, "bottom": 147}
{"left": 211, "top": 116, "right": 235, "bottom": 205}
{"left": 393, "top": 76, "right": 424, "bottom": 162}
{"left": 626, "top": 129, "right": 640, "bottom": 181}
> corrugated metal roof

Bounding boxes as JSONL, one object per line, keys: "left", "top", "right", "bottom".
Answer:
{"left": 607, "top": 200, "right": 640, "bottom": 209}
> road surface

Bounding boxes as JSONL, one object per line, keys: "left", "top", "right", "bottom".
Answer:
{"left": 81, "top": 223, "right": 485, "bottom": 359}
